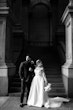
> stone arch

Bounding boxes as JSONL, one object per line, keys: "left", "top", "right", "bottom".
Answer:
{"left": 30, "top": 1, "right": 51, "bottom": 10}
{"left": 29, "top": 2, "right": 51, "bottom": 46}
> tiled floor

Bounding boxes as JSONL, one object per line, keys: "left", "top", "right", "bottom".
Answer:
{"left": 0, "top": 97, "right": 73, "bottom": 110}
{"left": 0, "top": 97, "right": 9, "bottom": 108}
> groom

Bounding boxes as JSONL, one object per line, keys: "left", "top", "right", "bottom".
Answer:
{"left": 19, "top": 55, "right": 35, "bottom": 107}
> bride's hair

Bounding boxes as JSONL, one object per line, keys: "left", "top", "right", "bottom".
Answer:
{"left": 36, "top": 59, "right": 43, "bottom": 67}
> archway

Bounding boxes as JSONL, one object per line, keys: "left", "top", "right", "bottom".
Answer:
{"left": 28, "top": 3, "right": 51, "bottom": 46}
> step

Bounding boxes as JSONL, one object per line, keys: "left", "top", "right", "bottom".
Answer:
{"left": 12, "top": 78, "right": 21, "bottom": 82}
{"left": 11, "top": 78, "right": 63, "bottom": 83}
{"left": 13, "top": 74, "right": 62, "bottom": 78}
{"left": 9, "top": 92, "right": 67, "bottom": 97}
{"left": 45, "top": 69, "right": 61, "bottom": 72}
{"left": 49, "top": 88, "right": 65, "bottom": 93}
{"left": 10, "top": 83, "right": 65, "bottom": 93}
{"left": 46, "top": 74, "right": 61, "bottom": 77}
{"left": 45, "top": 70, "right": 61, "bottom": 74}
{"left": 11, "top": 82, "right": 64, "bottom": 88}
{"left": 51, "top": 83, "right": 64, "bottom": 87}
{"left": 11, "top": 82, "right": 21, "bottom": 87}
{"left": 9, "top": 87, "right": 21, "bottom": 93}
{"left": 9, "top": 89, "right": 66, "bottom": 97}
{"left": 47, "top": 93, "right": 67, "bottom": 97}
{"left": 9, "top": 87, "right": 66, "bottom": 97}
{"left": 47, "top": 79, "right": 63, "bottom": 83}
{"left": 9, "top": 92, "right": 21, "bottom": 97}
{"left": 47, "top": 77, "right": 62, "bottom": 79}
{"left": 15, "top": 72, "right": 61, "bottom": 76}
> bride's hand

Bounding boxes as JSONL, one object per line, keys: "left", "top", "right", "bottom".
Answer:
{"left": 44, "top": 83, "right": 52, "bottom": 92}
{"left": 45, "top": 80, "right": 48, "bottom": 86}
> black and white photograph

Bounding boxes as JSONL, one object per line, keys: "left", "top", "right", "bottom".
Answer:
{"left": 0, "top": 0, "right": 73, "bottom": 110}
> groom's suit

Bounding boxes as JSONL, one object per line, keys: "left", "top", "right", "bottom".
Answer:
{"left": 19, "top": 59, "right": 35, "bottom": 104}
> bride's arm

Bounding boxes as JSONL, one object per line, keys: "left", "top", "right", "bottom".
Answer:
{"left": 42, "top": 68, "right": 48, "bottom": 85}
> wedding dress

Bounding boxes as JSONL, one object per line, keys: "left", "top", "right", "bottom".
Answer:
{"left": 44, "top": 96, "right": 70, "bottom": 108}
{"left": 27, "top": 66, "right": 70, "bottom": 108}
{"left": 27, "top": 66, "right": 47, "bottom": 107}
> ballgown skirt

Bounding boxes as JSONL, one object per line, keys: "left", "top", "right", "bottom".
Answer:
{"left": 27, "top": 75, "right": 70, "bottom": 108}
{"left": 27, "top": 75, "right": 45, "bottom": 107}
{"left": 44, "top": 96, "right": 70, "bottom": 108}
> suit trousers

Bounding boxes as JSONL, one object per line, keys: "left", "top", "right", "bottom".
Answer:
{"left": 20, "top": 79, "right": 32, "bottom": 103}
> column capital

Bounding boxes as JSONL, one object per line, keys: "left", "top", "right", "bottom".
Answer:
{"left": 69, "top": 0, "right": 73, "bottom": 6}
{"left": 0, "top": 0, "right": 7, "bottom": 7}
{"left": 0, "top": 0, "right": 9, "bottom": 16}
{"left": 0, "top": 6, "right": 9, "bottom": 16}
{"left": 62, "top": 2, "right": 73, "bottom": 24}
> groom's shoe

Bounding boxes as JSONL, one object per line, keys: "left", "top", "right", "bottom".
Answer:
{"left": 20, "top": 103, "right": 24, "bottom": 107}
{"left": 42, "top": 105, "right": 44, "bottom": 107}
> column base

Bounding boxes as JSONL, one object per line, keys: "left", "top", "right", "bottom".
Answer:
{"left": 62, "top": 62, "right": 73, "bottom": 98}
{"left": 0, "top": 63, "right": 16, "bottom": 96}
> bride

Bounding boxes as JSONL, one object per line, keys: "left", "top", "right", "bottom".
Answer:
{"left": 27, "top": 59, "right": 70, "bottom": 108}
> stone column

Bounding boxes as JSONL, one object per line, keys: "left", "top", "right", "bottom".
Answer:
{"left": 0, "top": 1, "right": 16, "bottom": 96}
{"left": 62, "top": 1, "right": 73, "bottom": 97}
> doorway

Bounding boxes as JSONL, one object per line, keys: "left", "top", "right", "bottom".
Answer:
{"left": 29, "top": 3, "right": 51, "bottom": 46}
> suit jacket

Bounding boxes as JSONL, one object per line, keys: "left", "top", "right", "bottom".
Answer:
{"left": 19, "top": 60, "right": 35, "bottom": 82}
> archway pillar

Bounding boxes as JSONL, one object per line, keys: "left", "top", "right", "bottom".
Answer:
{"left": 0, "top": 2, "right": 16, "bottom": 96}
{"left": 62, "top": 1, "right": 73, "bottom": 97}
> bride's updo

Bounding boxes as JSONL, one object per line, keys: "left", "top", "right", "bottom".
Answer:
{"left": 36, "top": 59, "right": 43, "bottom": 67}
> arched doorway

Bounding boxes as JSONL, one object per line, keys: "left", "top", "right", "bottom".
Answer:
{"left": 28, "top": 3, "right": 51, "bottom": 46}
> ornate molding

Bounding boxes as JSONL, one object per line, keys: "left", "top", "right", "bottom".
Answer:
{"left": 12, "top": 24, "right": 23, "bottom": 33}
{"left": 30, "top": 0, "right": 50, "bottom": 7}
{"left": 62, "top": 1, "right": 73, "bottom": 23}
{"left": 69, "top": 0, "right": 73, "bottom": 6}
{"left": 0, "top": 6, "right": 9, "bottom": 15}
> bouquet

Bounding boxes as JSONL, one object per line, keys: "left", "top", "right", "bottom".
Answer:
{"left": 44, "top": 83, "right": 51, "bottom": 92}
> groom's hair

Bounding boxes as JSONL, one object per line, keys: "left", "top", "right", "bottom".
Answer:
{"left": 26, "top": 55, "right": 31, "bottom": 61}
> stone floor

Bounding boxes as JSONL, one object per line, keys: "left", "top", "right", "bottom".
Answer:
{"left": 0, "top": 96, "right": 73, "bottom": 110}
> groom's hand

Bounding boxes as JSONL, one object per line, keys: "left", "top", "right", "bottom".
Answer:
{"left": 31, "top": 60, "right": 34, "bottom": 64}
{"left": 29, "top": 67, "right": 32, "bottom": 71}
